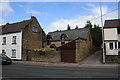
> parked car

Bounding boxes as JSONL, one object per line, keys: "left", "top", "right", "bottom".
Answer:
{"left": 0, "top": 54, "right": 12, "bottom": 65}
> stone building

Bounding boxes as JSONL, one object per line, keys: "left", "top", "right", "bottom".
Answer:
{"left": 47, "top": 28, "right": 93, "bottom": 63}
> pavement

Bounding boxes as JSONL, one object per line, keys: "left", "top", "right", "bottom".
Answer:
{"left": 12, "top": 51, "right": 119, "bottom": 68}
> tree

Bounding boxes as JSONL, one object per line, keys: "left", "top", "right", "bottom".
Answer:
{"left": 84, "top": 21, "right": 92, "bottom": 29}
{"left": 94, "top": 24, "right": 97, "bottom": 28}
{"left": 75, "top": 25, "right": 78, "bottom": 29}
{"left": 91, "top": 24, "right": 102, "bottom": 50}
{"left": 84, "top": 21, "right": 102, "bottom": 50}
{"left": 67, "top": 24, "right": 71, "bottom": 30}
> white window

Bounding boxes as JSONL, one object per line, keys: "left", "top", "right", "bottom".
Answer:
{"left": 11, "top": 49, "right": 16, "bottom": 58}
{"left": 32, "top": 26, "right": 38, "bottom": 32}
{"left": 12, "top": 36, "right": 16, "bottom": 44}
{"left": 2, "top": 37, "right": 6, "bottom": 45}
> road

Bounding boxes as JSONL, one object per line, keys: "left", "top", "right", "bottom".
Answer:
{"left": 2, "top": 62, "right": 119, "bottom": 78}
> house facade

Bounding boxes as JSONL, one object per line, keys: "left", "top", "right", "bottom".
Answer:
{"left": 0, "top": 16, "right": 46, "bottom": 60}
{"left": 47, "top": 28, "right": 93, "bottom": 63}
{"left": 104, "top": 19, "right": 120, "bottom": 63}
{"left": 1, "top": 32, "right": 22, "bottom": 60}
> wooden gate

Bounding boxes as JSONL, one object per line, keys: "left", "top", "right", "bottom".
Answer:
{"left": 26, "top": 49, "right": 31, "bottom": 61}
{"left": 60, "top": 40, "right": 76, "bottom": 63}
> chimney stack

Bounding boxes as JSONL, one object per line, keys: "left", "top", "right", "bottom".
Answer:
{"left": 31, "top": 16, "right": 36, "bottom": 19}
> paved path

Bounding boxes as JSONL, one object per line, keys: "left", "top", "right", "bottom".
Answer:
{"left": 78, "top": 50, "right": 119, "bottom": 68}
{"left": 80, "top": 50, "right": 102, "bottom": 64}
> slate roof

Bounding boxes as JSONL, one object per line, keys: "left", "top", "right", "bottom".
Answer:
{"left": 1, "top": 20, "right": 31, "bottom": 34}
{"left": 104, "top": 19, "right": 120, "bottom": 28}
{"left": 48, "top": 28, "right": 90, "bottom": 41}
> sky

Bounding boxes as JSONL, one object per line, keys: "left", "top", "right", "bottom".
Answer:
{"left": 0, "top": 0, "right": 119, "bottom": 34}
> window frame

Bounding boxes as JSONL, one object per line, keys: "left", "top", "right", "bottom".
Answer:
{"left": 12, "top": 36, "right": 17, "bottom": 44}
{"left": 115, "top": 42, "right": 117, "bottom": 49}
{"left": 32, "top": 26, "right": 38, "bottom": 33}
{"left": 11, "top": 49, "right": 16, "bottom": 58}
{"left": 109, "top": 42, "right": 113, "bottom": 50}
{"left": 2, "top": 37, "right": 6, "bottom": 45}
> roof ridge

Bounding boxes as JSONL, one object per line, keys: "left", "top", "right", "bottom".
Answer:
{"left": 48, "top": 28, "right": 88, "bottom": 34}
{"left": 2, "top": 18, "right": 32, "bottom": 34}
{"left": 105, "top": 19, "right": 120, "bottom": 21}
{"left": 4, "top": 19, "right": 31, "bottom": 26}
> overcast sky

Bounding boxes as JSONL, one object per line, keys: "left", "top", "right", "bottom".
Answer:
{"left": 0, "top": 0, "right": 119, "bottom": 33}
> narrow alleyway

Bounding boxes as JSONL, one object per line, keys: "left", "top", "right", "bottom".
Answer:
{"left": 80, "top": 50, "right": 102, "bottom": 64}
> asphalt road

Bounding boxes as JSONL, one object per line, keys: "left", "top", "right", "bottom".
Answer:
{"left": 2, "top": 62, "right": 119, "bottom": 78}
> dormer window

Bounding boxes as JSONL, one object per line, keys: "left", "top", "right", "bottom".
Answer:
{"left": 61, "top": 36, "right": 65, "bottom": 43}
{"left": 32, "top": 26, "right": 38, "bottom": 32}
{"left": 60, "top": 34, "right": 67, "bottom": 44}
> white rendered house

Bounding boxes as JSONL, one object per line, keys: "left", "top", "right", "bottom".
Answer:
{"left": 104, "top": 19, "right": 120, "bottom": 62}
{"left": 0, "top": 32, "right": 22, "bottom": 60}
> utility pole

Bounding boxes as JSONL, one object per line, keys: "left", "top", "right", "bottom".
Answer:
{"left": 100, "top": 0, "right": 105, "bottom": 63}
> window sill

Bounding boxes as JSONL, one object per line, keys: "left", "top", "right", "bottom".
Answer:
{"left": 12, "top": 43, "right": 17, "bottom": 45}
{"left": 32, "top": 31, "right": 38, "bottom": 33}
{"left": 11, "top": 56, "right": 16, "bottom": 58}
{"left": 2, "top": 44, "right": 6, "bottom": 45}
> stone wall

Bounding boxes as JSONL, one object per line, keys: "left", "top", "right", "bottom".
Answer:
{"left": 105, "top": 55, "right": 119, "bottom": 63}
{"left": 76, "top": 35, "right": 93, "bottom": 62}
{"left": 50, "top": 41, "right": 69, "bottom": 47}
{"left": 30, "top": 50, "right": 61, "bottom": 63}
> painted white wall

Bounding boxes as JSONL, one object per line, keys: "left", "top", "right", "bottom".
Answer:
{"left": 0, "top": 31, "right": 22, "bottom": 60}
{"left": 104, "top": 28, "right": 118, "bottom": 40}
{"left": 105, "top": 42, "right": 118, "bottom": 55}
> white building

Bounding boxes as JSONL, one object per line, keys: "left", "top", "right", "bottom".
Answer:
{"left": 104, "top": 19, "right": 120, "bottom": 62}
{"left": 0, "top": 32, "right": 22, "bottom": 60}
